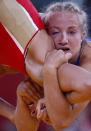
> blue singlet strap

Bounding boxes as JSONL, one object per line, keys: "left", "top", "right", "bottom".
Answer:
{"left": 75, "top": 39, "right": 87, "bottom": 66}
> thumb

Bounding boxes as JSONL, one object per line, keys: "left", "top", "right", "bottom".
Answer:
{"left": 36, "top": 101, "right": 41, "bottom": 120}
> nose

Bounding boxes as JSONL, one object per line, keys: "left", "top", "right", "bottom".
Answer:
{"left": 60, "top": 32, "right": 68, "bottom": 45}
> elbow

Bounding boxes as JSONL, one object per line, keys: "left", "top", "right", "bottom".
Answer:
{"left": 51, "top": 117, "right": 72, "bottom": 130}
{"left": 82, "top": 80, "right": 91, "bottom": 101}
{"left": 52, "top": 121, "right": 71, "bottom": 130}
{"left": 50, "top": 108, "right": 73, "bottom": 130}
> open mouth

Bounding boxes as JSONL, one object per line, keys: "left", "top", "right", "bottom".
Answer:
{"left": 61, "top": 47, "right": 70, "bottom": 53}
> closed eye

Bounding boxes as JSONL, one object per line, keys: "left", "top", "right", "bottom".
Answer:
{"left": 51, "top": 31, "right": 59, "bottom": 35}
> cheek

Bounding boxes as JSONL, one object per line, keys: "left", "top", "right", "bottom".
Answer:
{"left": 50, "top": 35, "right": 60, "bottom": 47}
{"left": 69, "top": 38, "right": 81, "bottom": 53}
{"left": 50, "top": 35, "right": 56, "bottom": 42}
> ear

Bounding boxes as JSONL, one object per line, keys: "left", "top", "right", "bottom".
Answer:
{"left": 81, "top": 32, "right": 86, "bottom": 40}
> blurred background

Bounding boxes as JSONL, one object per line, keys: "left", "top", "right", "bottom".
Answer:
{"left": 0, "top": 0, "right": 91, "bottom": 131}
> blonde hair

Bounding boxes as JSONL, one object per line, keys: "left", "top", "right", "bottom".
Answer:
{"left": 41, "top": 2, "right": 87, "bottom": 35}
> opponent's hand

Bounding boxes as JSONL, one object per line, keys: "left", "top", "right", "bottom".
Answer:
{"left": 14, "top": 79, "right": 41, "bottom": 131}
{"left": 16, "top": 78, "right": 44, "bottom": 117}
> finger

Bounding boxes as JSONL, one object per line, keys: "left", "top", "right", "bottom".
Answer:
{"left": 36, "top": 99, "right": 46, "bottom": 120}
{"left": 65, "top": 53, "right": 72, "bottom": 61}
{"left": 25, "top": 86, "right": 38, "bottom": 101}
{"left": 31, "top": 109, "right": 37, "bottom": 118}
{"left": 45, "top": 49, "right": 58, "bottom": 59}
{"left": 36, "top": 103, "right": 41, "bottom": 119}
{"left": 22, "top": 96, "right": 36, "bottom": 105}
{"left": 19, "top": 86, "right": 37, "bottom": 102}
{"left": 37, "top": 108, "right": 51, "bottom": 125}
{"left": 37, "top": 108, "right": 46, "bottom": 120}
{"left": 18, "top": 81, "right": 39, "bottom": 101}
{"left": 25, "top": 81, "right": 39, "bottom": 100}
{"left": 33, "top": 83, "right": 44, "bottom": 98}
{"left": 28, "top": 104, "right": 37, "bottom": 118}
{"left": 26, "top": 79, "right": 43, "bottom": 99}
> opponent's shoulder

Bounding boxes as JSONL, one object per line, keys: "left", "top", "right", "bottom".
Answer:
{"left": 82, "top": 40, "right": 91, "bottom": 58}
{"left": 80, "top": 40, "right": 91, "bottom": 71}
{"left": 86, "top": 40, "right": 91, "bottom": 48}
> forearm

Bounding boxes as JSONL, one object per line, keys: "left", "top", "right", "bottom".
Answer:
{"left": 15, "top": 95, "right": 39, "bottom": 131}
{"left": 58, "top": 63, "right": 91, "bottom": 103}
{"left": 43, "top": 65, "right": 90, "bottom": 130}
{"left": 15, "top": 79, "right": 43, "bottom": 131}
{"left": 43, "top": 66, "right": 72, "bottom": 129}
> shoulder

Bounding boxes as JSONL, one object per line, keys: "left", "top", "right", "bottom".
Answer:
{"left": 80, "top": 40, "right": 91, "bottom": 71}
{"left": 83, "top": 40, "right": 91, "bottom": 58}
{"left": 87, "top": 41, "right": 91, "bottom": 47}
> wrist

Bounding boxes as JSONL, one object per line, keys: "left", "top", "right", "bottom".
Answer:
{"left": 43, "top": 64, "right": 57, "bottom": 77}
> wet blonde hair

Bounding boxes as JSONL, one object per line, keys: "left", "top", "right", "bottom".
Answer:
{"left": 41, "top": 2, "right": 87, "bottom": 35}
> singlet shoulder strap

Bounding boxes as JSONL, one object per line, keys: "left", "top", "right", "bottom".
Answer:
{"left": 75, "top": 39, "right": 87, "bottom": 66}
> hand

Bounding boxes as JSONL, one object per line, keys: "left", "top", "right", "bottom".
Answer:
{"left": 18, "top": 77, "right": 44, "bottom": 101}
{"left": 14, "top": 80, "right": 40, "bottom": 131}
{"left": 36, "top": 98, "right": 51, "bottom": 125}
{"left": 44, "top": 49, "right": 72, "bottom": 69}
{"left": 0, "top": 80, "right": 40, "bottom": 131}
{"left": 16, "top": 78, "right": 44, "bottom": 117}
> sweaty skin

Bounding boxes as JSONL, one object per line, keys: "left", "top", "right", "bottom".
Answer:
{"left": 0, "top": 2, "right": 91, "bottom": 131}
{"left": 43, "top": 49, "right": 90, "bottom": 129}
{"left": 59, "top": 41, "right": 91, "bottom": 103}
{"left": 40, "top": 11, "right": 91, "bottom": 129}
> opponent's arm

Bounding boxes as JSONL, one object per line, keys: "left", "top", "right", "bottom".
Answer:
{"left": 0, "top": 0, "right": 54, "bottom": 86}
{"left": 0, "top": 98, "right": 15, "bottom": 123}
{"left": 0, "top": 78, "right": 44, "bottom": 131}
{"left": 14, "top": 81, "right": 40, "bottom": 131}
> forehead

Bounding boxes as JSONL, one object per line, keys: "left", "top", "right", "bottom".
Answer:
{"left": 48, "top": 11, "right": 81, "bottom": 29}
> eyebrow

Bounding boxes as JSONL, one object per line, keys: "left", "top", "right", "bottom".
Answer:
{"left": 68, "top": 26, "right": 79, "bottom": 29}
{"left": 49, "top": 26, "right": 60, "bottom": 30}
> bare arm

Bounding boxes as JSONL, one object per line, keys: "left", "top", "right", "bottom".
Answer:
{"left": 0, "top": 0, "right": 54, "bottom": 85}
{"left": 58, "top": 63, "right": 91, "bottom": 103}
{"left": 43, "top": 65, "right": 89, "bottom": 130}
{"left": 15, "top": 84, "right": 39, "bottom": 131}
{"left": 25, "top": 30, "right": 54, "bottom": 87}
{"left": 14, "top": 79, "right": 45, "bottom": 131}
{"left": 43, "top": 50, "right": 89, "bottom": 130}
{"left": 0, "top": 98, "right": 15, "bottom": 123}
{"left": 0, "top": 80, "right": 41, "bottom": 131}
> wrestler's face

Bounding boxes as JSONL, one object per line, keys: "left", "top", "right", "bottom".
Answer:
{"left": 47, "top": 11, "right": 85, "bottom": 64}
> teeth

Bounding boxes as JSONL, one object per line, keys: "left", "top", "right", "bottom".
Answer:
{"left": 62, "top": 48, "right": 69, "bottom": 51}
